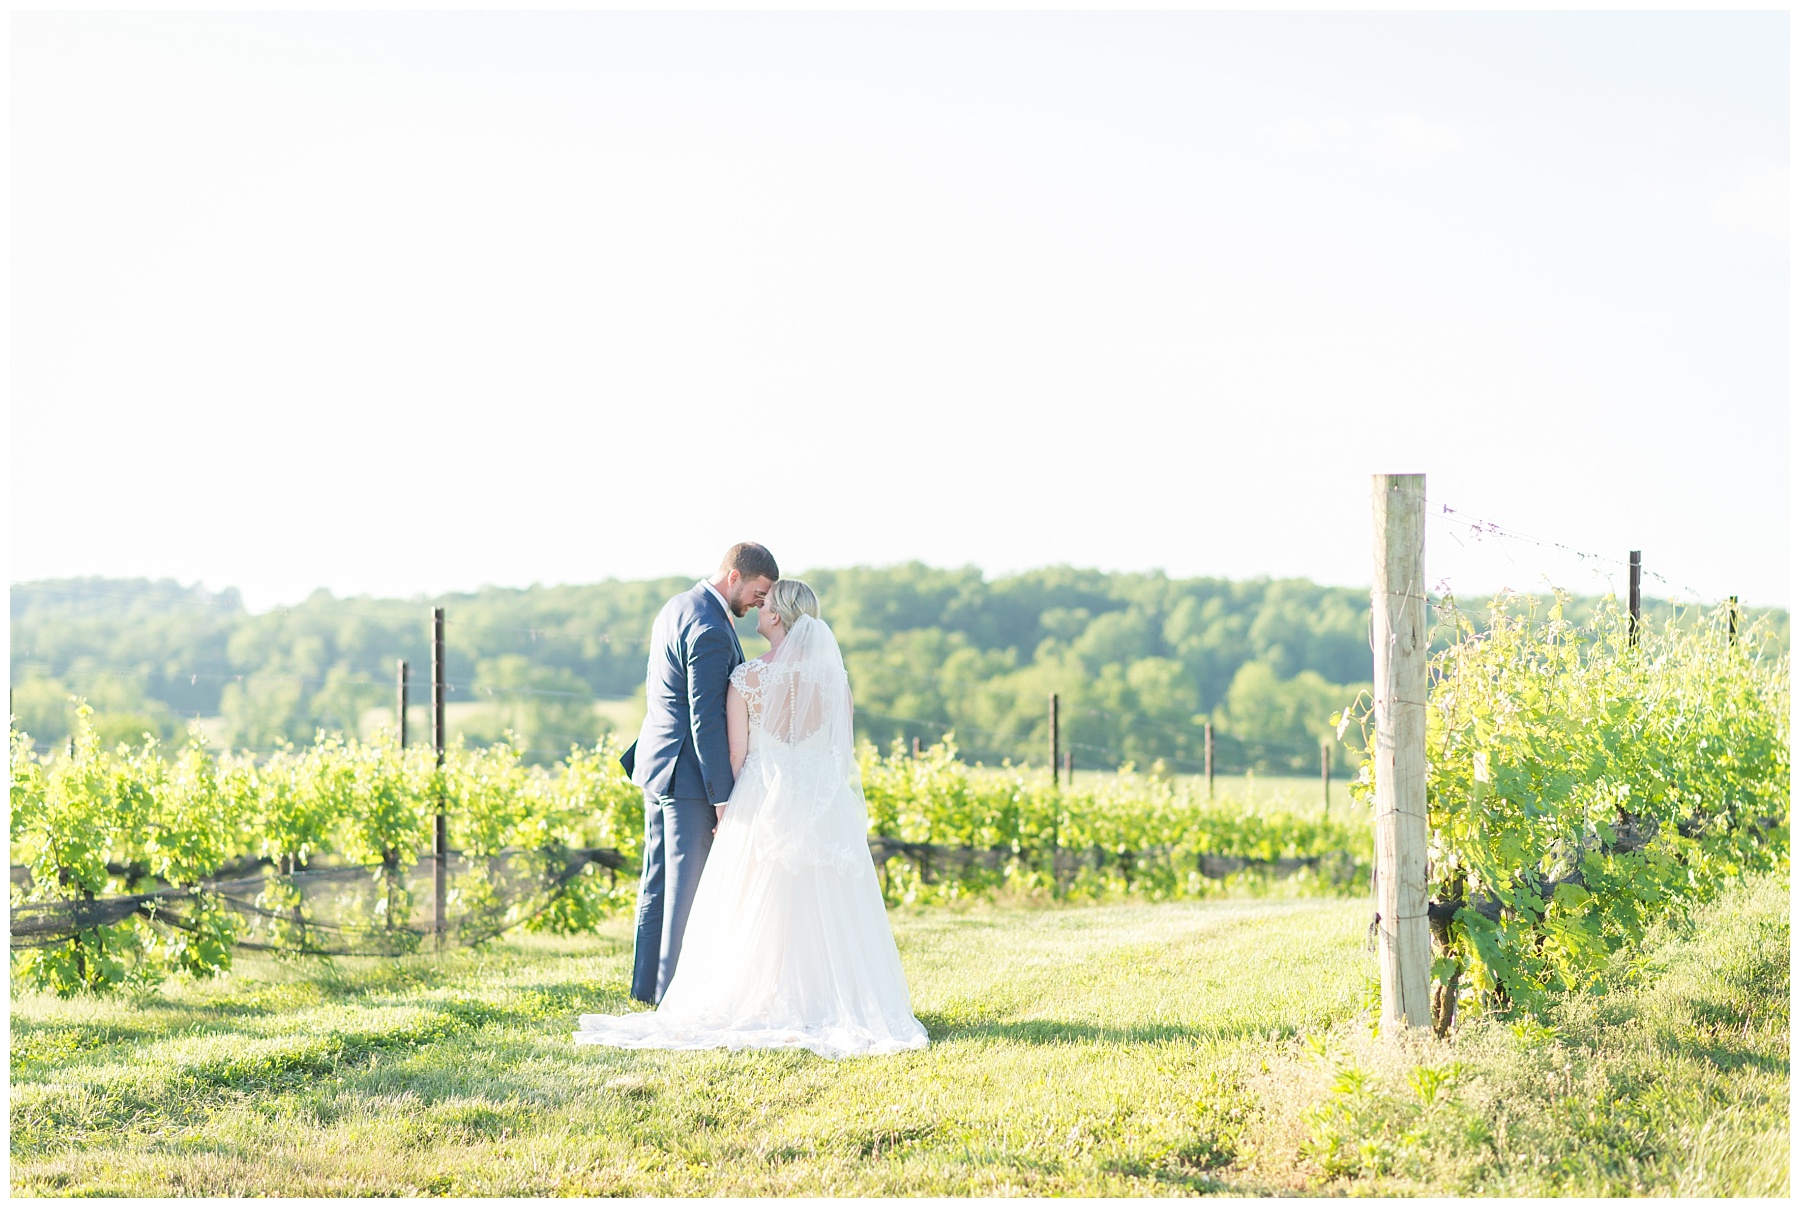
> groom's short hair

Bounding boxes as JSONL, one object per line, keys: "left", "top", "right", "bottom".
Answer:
{"left": 720, "top": 542, "right": 779, "bottom": 583}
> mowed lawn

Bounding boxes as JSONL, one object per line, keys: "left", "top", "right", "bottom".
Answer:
{"left": 10, "top": 878, "right": 1789, "bottom": 1197}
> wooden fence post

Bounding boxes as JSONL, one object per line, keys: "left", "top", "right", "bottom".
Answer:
{"left": 432, "top": 607, "right": 447, "bottom": 949}
{"left": 1049, "top": 693, "right": 1060, "bottom": 786}
{"left": 1372, "top": 473, "right": 1431, "bottom": 1035}
{"left": 1628, "top": 550, "right": 1642, "bottom": 645}
{"left": 1063, "top": 751, "right": 1073, "bottom": 785}
{"left": 396, "top": 659, "right": 410, "bottom": 748}
{"left": 912, "top": 735, "right": 922, "bottom": 760}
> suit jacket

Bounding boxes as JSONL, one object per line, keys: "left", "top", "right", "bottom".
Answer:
{"left": 631, "top": 583, "right": 745, "bottom": 804}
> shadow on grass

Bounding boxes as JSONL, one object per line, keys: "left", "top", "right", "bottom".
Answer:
{"left": 12, "top": 976, "right": 641, "bottom": 1101}
{"left": 505, "top": 979, "right": 638, "bottom": 1021}
{"left": 9, "top": 1015, "right": 250, "bottom": 1076}
{"left": 1645, "top": 1032, "right": 1789, "bottom": 1077}
{"left": 1103, "top": 1155, "right": 1244, "bottom": 1195}
{"left": 9, "top": 1016, "right": 169, "bottom": 1046}
{"left": 13, "top": 1019, "right": 599, "bottom": 1152}
{"left": 916, "top": 1012, "right": 1304, "bottom": 1047}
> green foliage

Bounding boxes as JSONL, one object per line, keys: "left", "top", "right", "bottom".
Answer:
{"left": 9, "top": 709, "right": 646, "bottom": 996}
{"left": 218, "top": 671, "right": 310, "bottom": 751}
{"left": 12, "top": 708, "right": 1367, "bottom": 995}
{"left": 9, "top": 670, "right": 179, "bottom": 748}
{"left": 8, "top": 674, "right": 80, "bottom": 742}
{"left": 1263, "top": 873, "right": 1790, "bottom": 1195}
{"left": 1345, "top": 594, "right": 1789, "bottom": 1023}
{"left": 11, "top": 570, "right": 1404, "bottom": 772}
{"left": 859, "top": 738, "right": 1370, "bottom": 905}
{"left": 830, "top": 567, "right": 1375, "bottom": 773}
{"left": 13, "top": 574, "right": 1788, "bottom": 775}
{"left": 463, "top": 655, "right": 605, "bottom": 752}
{"left": 517, "top": 742, "right": 649, "bottom": 933}
{"left": 1219, "top": 661, "right": 1356, "bottom": 768}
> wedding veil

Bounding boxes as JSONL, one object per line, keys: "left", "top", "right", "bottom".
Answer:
{"left": 735, "top": 613, "right": 870, "bottom": 872}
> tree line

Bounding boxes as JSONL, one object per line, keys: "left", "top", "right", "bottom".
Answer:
{"left": 12, "top": 568, "right": 1784, "bottom": 774}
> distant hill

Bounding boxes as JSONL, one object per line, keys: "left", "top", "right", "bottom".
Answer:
{"left": 11, "top": 569, "right": 1785, "bottom": 773}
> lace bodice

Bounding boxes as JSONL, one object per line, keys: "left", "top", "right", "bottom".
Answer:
{"left": 731, "top": 655, "right": 846, "bottom": 754}
{"left": 730, "top": 659, "right": 773, "bottom": 752}
{"left": 731, "top": 658, "right": 802, "bottom": 752}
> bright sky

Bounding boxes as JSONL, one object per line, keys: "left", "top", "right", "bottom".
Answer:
{"left": 11, "top": 11, "right": 1790, "bottom": 611}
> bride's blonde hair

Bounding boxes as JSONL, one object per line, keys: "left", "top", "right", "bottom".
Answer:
{"left": 766, "top": 578, "right": 820, "bottom": 629}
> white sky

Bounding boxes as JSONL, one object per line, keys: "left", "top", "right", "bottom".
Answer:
{"left": 10, "top": 11, "right": 1791, "bottom": 610}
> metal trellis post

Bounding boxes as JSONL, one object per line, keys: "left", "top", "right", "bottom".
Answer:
{"left": 397, "top": 659, "right": 410, "bottom": 748}
{"left": 432, "top": 608, "right": 447, "bottom": 949}
{"left": 1322, "top": 739, "right": 1331, "bottom": 815}
{"left": 1205, "top": 722, "right": 1214, "bottom": 799}
{"left": 1628, "top": 550, "right": 1642, "bottom": 645}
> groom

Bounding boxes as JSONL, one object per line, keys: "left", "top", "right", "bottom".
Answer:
{"left": 627, "top": 541, "right": 779, "bottom": 1005}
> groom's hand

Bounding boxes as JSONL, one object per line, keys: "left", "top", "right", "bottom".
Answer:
{"left": 714, "top": 804, "right": 726, "bottom": 828}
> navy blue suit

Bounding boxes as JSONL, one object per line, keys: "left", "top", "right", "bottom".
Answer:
{"left": 629, "top": 583, "right": 744, "bottom": 1003}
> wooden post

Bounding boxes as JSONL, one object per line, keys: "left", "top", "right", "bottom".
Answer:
{"left": 432, "top": 607, "right": 447, "bottom": 949}
{"left": 1372, "top": 473, "right": 1431, "bottom": 1035}
{"left": 1049, "top": 693, "right": 1060, "bottom": 786}
{"left": 396, "top": 659, "right": 410, "bottom": 748}
{"left": 912, "top": 735, "right": 922, "bottom": 760}
{"left": 1204, "top": 722, "right": 1214, "bottom": 799}
{"left": 1628, "top": 550, "right": 1642, "bottom": 646}
{"left": 1063, "top": 750, "right": 1073, "bottom": 784}
{"left": 1728, "top": 595, "right": 1738, "bottom": 646}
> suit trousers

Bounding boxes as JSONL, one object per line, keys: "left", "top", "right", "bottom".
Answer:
{"left": 630, "top": 790, "right": 717, "bottom": 1005}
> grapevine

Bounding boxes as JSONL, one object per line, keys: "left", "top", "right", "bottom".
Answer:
{"left": 1344, "top": 594, "right": 1789, "bottom": 1031}
{"left": 8, "top": 718, "right": 644, "bottom": 995}
{"left": 859, "top": 739, "right": 1371, "bottom": 906}
{"left": 11, "top": 712, "right": 1369, "bottom": 993}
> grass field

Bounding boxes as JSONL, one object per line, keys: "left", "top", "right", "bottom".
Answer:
{"left": 10, "top": 875, "right": 1786, "bottom": 1196}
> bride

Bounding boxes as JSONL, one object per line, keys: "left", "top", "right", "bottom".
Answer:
{"left": 573, "top": 578, "right": 929, "bottom": 1059}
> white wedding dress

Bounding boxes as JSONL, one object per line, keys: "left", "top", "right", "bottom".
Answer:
{"left": 573, "top": 614, "right": 928, "bottom": 1059}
